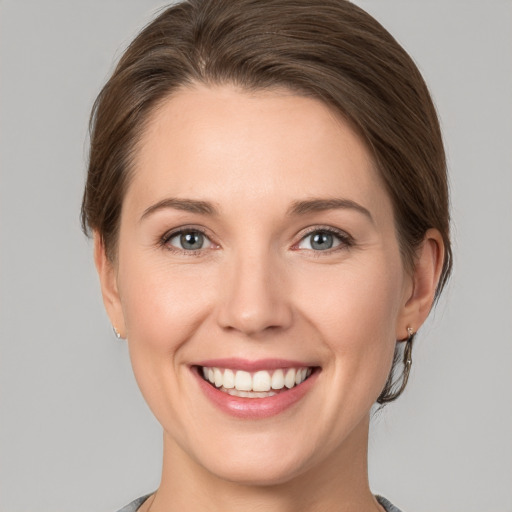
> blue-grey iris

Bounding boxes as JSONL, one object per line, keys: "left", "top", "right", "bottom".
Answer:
{"left": 181, "top": 232, "right": 204, "bottom": 250}
{"left": 311, "top": 232, "right": 334, "bottom": 250}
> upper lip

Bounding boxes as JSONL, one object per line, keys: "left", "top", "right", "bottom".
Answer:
{"left": 194, "top": 358, "right": 317, "bottom": 372}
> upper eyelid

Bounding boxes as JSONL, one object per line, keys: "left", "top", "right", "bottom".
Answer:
{"left": 161, "top": 225, "right": 211, "bottom": 241}
{"left": 297, "top": 225, "right": 353, "bottom": 240}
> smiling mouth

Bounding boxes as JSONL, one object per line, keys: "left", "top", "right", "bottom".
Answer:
{"left": 198, "top": 366, "right": 316, "bottom": 398}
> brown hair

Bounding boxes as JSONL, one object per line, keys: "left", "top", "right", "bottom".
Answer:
{"left": 81, "top": 0, "right": 452, "bottom": 403}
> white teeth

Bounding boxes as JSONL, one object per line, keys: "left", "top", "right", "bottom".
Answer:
{"left": 223, "top": 368, "right": 235, "bottom": 389}
{"left": 201, "top": 366, "right": 312, "bottom": 394}
{"left": 271, "top": 369, "right": 285, "bottom": 390}
{"left": 284, "top": 368, "right": 296, "bottom": 389}
{"left": 226, "top": 389, "right": 277, "bottom": 398}
{"left": 214, "top": 368, "right": 223, "bottom": 388}
{"left": 235, "top": 370, "right": 252, "bottom": 391}
{"left": 253, "top": 370, "right": 271, "bottom": 392}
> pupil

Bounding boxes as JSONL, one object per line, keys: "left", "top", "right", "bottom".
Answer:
{"left": 311, "top": 232, "right": 333, "bottom": 250}
{"left": 181, "top": 232, "right": 203, "bottom": 250}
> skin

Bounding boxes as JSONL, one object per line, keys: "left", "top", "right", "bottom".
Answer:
{"left": 95, "top": 84, "right": 444, "bottom": 512}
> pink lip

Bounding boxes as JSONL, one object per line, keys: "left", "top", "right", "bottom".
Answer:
{"left": 192, "top": 364, "right": 319, "bottom": 419}
{"left": 194, "top": 358, "right": 314, "bottom": 372}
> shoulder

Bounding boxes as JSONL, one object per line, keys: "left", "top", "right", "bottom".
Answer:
{"left": 376, "top": 495, "right": 405, "bottom": 512}
{"left": 115, "top": 494, "right": 153, "bottom": 512}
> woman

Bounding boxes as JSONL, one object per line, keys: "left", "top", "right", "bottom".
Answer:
{"left": 81, "top": 1, "right": 452, "bottom": 511}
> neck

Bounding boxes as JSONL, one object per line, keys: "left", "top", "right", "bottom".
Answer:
{"left": 148, "top": 414, "right": 382, "bottom": 512}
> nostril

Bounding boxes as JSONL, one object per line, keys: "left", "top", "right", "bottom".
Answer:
{"left": 215, "top": 262, "right": 293, "bottom": 335}
{"left": 217, "top": 300, "right": 294, "bottom": 336}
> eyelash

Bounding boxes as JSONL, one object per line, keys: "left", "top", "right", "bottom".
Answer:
{"left": 159, "top": 225, "right": 354, "bottom": 255}
{"left": 295, "top": 226, "right": 354, "bottom": 255}
{"left": 159, "top": 226, "right": 214, "bottom": 256}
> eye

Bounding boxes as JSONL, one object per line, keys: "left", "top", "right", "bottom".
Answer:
{"left": 297, "top": 229, "right": 350, "bottom": 251}
{"left": 165, "top": 229, "right": 213, "bottom": 252}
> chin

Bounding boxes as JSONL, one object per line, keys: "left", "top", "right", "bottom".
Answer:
{"left": 201, "top": 451, "right": 312, "bottom": 487}
{"left": 174, "top": 423, "right": 325, "bottom": 488}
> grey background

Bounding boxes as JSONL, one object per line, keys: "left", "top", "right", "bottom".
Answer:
{"left": 1, "top": 1, "right": 511, "bottom": 511}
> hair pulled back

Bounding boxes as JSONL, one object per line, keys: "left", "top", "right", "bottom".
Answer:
{"left": 81, "top": 0, "right": 452, "bottom": 403}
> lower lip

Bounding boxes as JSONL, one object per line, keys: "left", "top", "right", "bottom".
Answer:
{"left": 193, "top": 367, "right": 319, "bottom": 419}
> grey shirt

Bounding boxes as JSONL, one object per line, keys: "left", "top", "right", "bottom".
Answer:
{"left": 116, "top": 494, "right": 404, "bottom": 511}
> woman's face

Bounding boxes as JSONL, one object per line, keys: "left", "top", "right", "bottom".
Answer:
{"left": 99, "top": 84, "right": 416, "bottom": 484}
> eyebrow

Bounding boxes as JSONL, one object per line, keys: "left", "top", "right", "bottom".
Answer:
{"left": 140, "top": 198, "right": 218, "bottom": 221}
{"left": 140, "top": 196, "right": 373, "bottom": 223}
{"left": 287, "top": 198, "right": 374, "bottom": 223}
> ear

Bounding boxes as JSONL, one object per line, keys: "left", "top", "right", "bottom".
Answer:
{"left": 397, "top": 228, "right": 445, "bottom": 339}
{"left": 93, "top": 232, "right": 126, "bottom": 338}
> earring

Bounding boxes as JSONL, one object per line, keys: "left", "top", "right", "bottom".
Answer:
{"left": 402, "top": 326, "right": 415, "bottom": 381}
{"left": 377, "top": 327, "right": 416, "bottom": 404}
{"left": 405, "top": 327, "right": 414, "bottom": 363}
{"left": 112, "top": 326, "right": 122, "bottom": 339}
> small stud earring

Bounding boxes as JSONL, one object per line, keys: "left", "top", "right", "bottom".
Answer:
{"left": 112, "top": 326, "right": 122, "bottom": 339}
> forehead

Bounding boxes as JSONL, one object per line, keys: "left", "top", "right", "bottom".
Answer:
{"left": 126, "top": 84, "right": 391, "bottom": 219}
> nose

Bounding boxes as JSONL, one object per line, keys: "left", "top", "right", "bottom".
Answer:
{"left": 216, "top": 249, "right": 293, "bottom": 337}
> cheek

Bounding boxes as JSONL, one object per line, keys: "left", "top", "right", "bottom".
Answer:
{"left": 293, "top": 254, "right": 405, "bottom": 389}
{"left": 296, "top": 256, "right": 404, "bottom": 337}
{"left": 115, "top": 255, "right": 218, "bottom": 426}
{"left": 117, "top": 255, "right": 217, "bottom": 353}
